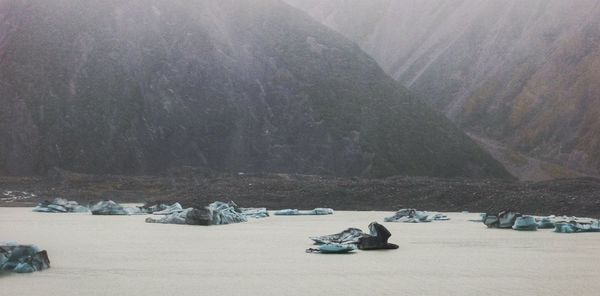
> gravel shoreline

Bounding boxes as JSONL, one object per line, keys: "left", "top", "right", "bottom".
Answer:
{"left": 2, "top": 171, "right": 600, "bottom": 217}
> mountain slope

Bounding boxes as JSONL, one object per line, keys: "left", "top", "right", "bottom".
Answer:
{"left": 0, "top": 0, "right": 510, "bottom": 178}
{"left": 286, "top": 0, "right": 600, "bottom": 178}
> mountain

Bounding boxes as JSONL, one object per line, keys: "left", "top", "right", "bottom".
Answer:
{"left": 285, "top": 0, "right": 600, "bottom": 180}
{"left": 0, "top": 0, "right": 510, "bottom": 178}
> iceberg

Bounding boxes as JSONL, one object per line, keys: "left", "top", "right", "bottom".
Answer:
{"left": 384, "top": 209, "right": 449, "bottom": 223}
{"left": 512, "top": 216, "right": 538, "bottom": 231}
{"left": 0, "top": 243, "right": 50, "bottom": 273}
{"left": 309, "top": 222, "right": 398, "bottom": 251}
{"left": 274, "top": 208, "right": 334, "bottom": 215}
{"left": 239, "top": 207, "right": 269, "bottom": 218}
{"left": 151, "top": 203, "right": 184, "bottom": 215}
{"left": 310, "top": 228, "right": 367, "bottom": 245}
{"left": 90, "top": 200, "right": 145, "bottom": 215}
{"left": 32, "top": 198, "right": 89, "bottom": 213}
{"left": 306, "top": 243, "right": 356, "bottom": 254}
{"left": 483, "top": 210, "right": 521, "bottom": 228}
{"left": 554, "top": 220, "right": 600, "bottom": 233}
{"left": 145, "top": 201, "right": 264, "bottom": 226}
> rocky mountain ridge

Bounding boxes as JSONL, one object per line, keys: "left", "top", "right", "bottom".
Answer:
{"left": 286, "top": 0, "right": 600, "bottom": 179}
{"left": 0, "top": 0, "right": 509, "bottom": 178}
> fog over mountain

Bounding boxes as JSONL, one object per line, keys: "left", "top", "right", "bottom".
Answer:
{"left": 286, "top": 0, "right": 600, "bottom": 180}
{"left": 0, "top": 0, "right": 510, "bottom": 178}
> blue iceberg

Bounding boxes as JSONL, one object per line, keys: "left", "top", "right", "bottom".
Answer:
{"left": 0, "top": 243, "right": 50, "bottom": 273}
{"left": 274, "top": 208, "right": 333, "bottom": 215}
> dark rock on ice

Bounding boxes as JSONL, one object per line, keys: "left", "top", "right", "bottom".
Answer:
{"left": 310, "top": 222, "right": 398, "bottom": 251}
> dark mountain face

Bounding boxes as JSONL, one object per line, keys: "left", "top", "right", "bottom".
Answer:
{"left": 285, "top": 0, "right": 600, "bottom": 179}
{"left": 0, "top": 0, "right": 510, "bottom": 178}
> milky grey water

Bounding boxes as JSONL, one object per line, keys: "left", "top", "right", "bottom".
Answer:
{"left": 2, "top": 208, "right": 600, "bottom": 296}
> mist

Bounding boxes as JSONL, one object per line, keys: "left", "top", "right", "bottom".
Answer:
{"left": 286, "top": 0, "right": 600, "bottom": 180}
{"left": 3, "top": 1, "right": 600, "bottom": 295}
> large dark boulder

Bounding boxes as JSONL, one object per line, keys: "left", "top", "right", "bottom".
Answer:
{"left": 185, "top": 208, "right": 213, "bottom": 226}
{"left": 357, "top": 222, "right": 399, "bottom": 250}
